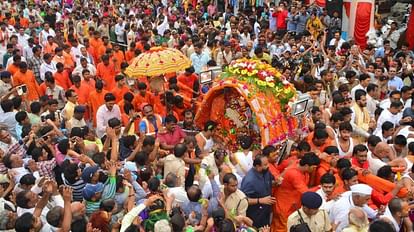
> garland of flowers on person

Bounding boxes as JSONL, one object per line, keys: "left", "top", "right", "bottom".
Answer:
{"left": 220, "top": 58, "right": 296, "bottom": 108}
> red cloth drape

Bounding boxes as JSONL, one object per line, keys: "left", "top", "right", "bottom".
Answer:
{"left": 353, "top": 2, "right": 372, "bottom": 49}
{"left": 315, "top": 0, "right": 325, "bottom": 7}
{"left": 306, "top": 0, "right": 325, "bottom": 6}
{"left": 407, "top": 9, "right": 414, "bottom": 50}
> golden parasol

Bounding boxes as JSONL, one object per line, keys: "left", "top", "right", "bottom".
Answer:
{"left": 125, "top": 47, "right": 191, "bottom": 77}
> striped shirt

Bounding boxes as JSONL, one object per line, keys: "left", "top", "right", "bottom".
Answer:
{"left": 85, "top": 176, "right": 117, "bottom": 215}
{"left": 63, "top": 176, "right": 86, "bottom": 202}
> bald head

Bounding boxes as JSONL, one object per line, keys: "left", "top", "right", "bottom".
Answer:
{"left": 220, "top": 164, "right": 232, "bottom": 174}
{"left": 374, "top": 142, "right": 393, "bottom": 160}
{"left": 71, "top": 202, "right": 86, "bottom": 220}
{"left": 219, "top": 164, "right": 232, "bottom": 182}
{"left": 348, "top": 207, "right": 368, "bottom": 228}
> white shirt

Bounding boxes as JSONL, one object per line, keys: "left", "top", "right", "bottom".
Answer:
{"left": 367, "top": 150, "right": 386, "bottom": 174}
{"left": 375, "top": 109, "right": 401, "bottom": 134}
{"left": 96, "top": 104, "right": 121, "bottom": 138}
{"left": 23, "top": 45, "right": 34, "bottom": 60}
{"left": 329, "top": 38, "right": 345, "bottom": 52}
{"left": 71, "top": 44, "right": 85, "bottom": 62}
{"left": 374, "top": 130, "right": 391, "bottom": 143}
{"left": 397, "top": 125, "right": 414, "bottom": 138}
{"left": 316, "top": 188, "right": 335, "bottom": 214}
{"left": 127, "top": 30, "right": 136, "bottom": 47}
{"left": 254, "top": 22, "right": 260, "bottom": 38}
{"left": 72, "top": 63, "right": 97, "bottom": 77}
{"left": 366, "top": 94, "right": 378, "bottom": 117}
{"left": 397, "top": 126, "right": 414, "bottom": 147}
{"left": 167, "top": 187, "right": 189, "bottom": 207}
{"left": 17, "top": 195, "right": 64, "bottom": 232}
{"left": 39, "top": 61, "right": 57, "bottom": 81}
{"left": 76, "top": 54, "right": 94, "bottom": 66}
{"left": 379, "top": 99, "right": 405, "bottom": 111}
{"left": 11, "top": 167, "right": 31, "bottom": 183}
{"left": 39, "top": 29, "right": 56, "bottom": 46}
{"left": 233, "top": 151, "right": 253, "bottom": 178}
{"left": 351, "top": 84, "right": 365, "bottom": 101}
{"left": 330, "top": 192, "right": 376, "bottom": 232}
{"left": 17, "top": 33, "right": 30, "bottom": 48}
{"left": 240, "top": 33, "right": 250, "bottom": 47}
{"left": 45, "top": 85, "right": 66, "bottom": 109}
{"left": 115, "top": 23, "right": 126, "bottom": 43}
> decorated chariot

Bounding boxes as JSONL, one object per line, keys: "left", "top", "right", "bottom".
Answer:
{"left": 195, "top": 59, "right": 309, "bottom": 151}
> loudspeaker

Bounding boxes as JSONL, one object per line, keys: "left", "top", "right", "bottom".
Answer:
{"left": 325, "top": 0, "right": 343, "bottom": 17}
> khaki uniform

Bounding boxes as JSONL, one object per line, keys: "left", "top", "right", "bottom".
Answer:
{"left": 163, "top": 154, "right": 185, "bottom": 187}
{"left": 221, "top": 188, "right": 248, "bottom": 217}
{"left": 287, "top": 208, "right": 332, "bottom": 232}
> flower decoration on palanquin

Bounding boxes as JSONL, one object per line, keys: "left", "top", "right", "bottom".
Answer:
{"left": 222, "top": 59, "right": 296, "bottom": 106}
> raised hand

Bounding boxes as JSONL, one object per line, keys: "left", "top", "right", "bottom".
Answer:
{"left": 61, "top": 186, "right": 73, "bottom": 202}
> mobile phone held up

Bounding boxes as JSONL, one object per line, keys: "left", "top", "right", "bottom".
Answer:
{"left": 16, "top": 84, "right": 27, "bottom": 96}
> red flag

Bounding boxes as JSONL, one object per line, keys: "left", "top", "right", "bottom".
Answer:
{"left": 407, "top": 9, "right": 414, "bottom": 50}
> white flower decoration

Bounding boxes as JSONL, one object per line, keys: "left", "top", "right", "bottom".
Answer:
{"left": 265, "top": 76, "right": 274, "bottom": 82}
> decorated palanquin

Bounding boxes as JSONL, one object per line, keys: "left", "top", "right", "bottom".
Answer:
{"left": 195, "top": 59, "right": 307, "bottom": 150}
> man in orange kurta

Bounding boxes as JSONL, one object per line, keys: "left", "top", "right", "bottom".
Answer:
{"left": 125, "top": 43, "right": 136, "bottom": 64}
{"left": 306, "top": 129, "right": 334, "bottom": 154}
{"left": 12, "top": 62, "right": 40, "bottom": 101}
{"left": 112, "top": 75, "right": 132, "bottom": 102}
{"left": 89, "top": 32, "right": 103, "bottom": 63}
{"left": 7, "top": 61, "right": 19, "bottom": 76}
{"left": 81, "top": 69, "right": 96, "bottom": 90}
{"left": 53, "top": 48, "right": 65, "bottom": 65}
{"left": 277, "top": 141, "right": 311, "bottom": 173}
{"left": 273, "top": 153, "right": 321, "bottom": 232}
{"left": 96, "top": 55, "right": 116, "bottom": 91}
{"left": 151, "top": 93, "right": 166, "bottom": 117}
{"left": 19, "top": 13, "right": 29, "bottom": 28}
{"left": 132, "top": 82, "right": 153, "bottom": 111}
{"left": 112, "top": 44, "right": 125, "bottom": 71}
{"left": 70, "top": 75, "right": 91, "bottom": 106}
{"left": 54, "top": 63, "right": 72, "bottom": 90}
{"left": 97, "top": 36, "right": 112, "bottom": 62}
{"left": 43, "top": 36, "right": 59, "bottom": 56}
{"left": 177, "top": 67, "right": 198, "bottom": 100}
{"left": 314, "top": 146, "right": 342, "bottom": 186}
{"left": 71, "top": 75, "right": 92, "bottom": 121}
{"left": 118, "top": 91, "right": 135, "bottom": 114}
{"left": 88, "top": 81, "right": 108, "bottom": 127}
{"left": 63, "top": 45, "right": 75, "bottom": 70}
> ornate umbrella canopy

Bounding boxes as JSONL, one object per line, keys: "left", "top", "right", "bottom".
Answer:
{"left": 125, "top": 47, "right": 191, "bottom": 77}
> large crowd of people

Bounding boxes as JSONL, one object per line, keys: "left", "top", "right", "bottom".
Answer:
{"left": 0, "top": 0, "right": 413, "bottom": 231}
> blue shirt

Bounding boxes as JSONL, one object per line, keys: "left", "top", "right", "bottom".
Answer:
{"left": 375, "top": 47, "right": 385, "bottom": 58}
{"left": 15, "top": 124, "right": 23, "bottom": 141}
{"left": 388, "top": 76, "right": 404, "bottom": 91}
{"left": 296, "top": 13, "right": 309, "bottom": 34}
{"left": 183, "top": 178, "right": 219, "bottom": 225}
{"left": 287, "top": 13, "right": 297, "bottom": 32}
{"left": 190, "top": 52, "right": 210, "bottom": 74}
{"left": 241, "top": 168, "right": 274, "bottom": 228}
